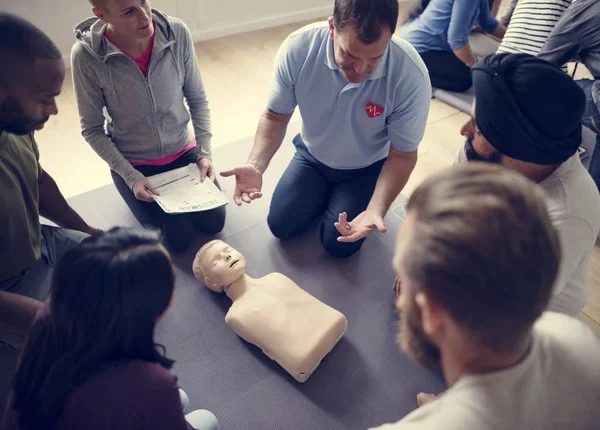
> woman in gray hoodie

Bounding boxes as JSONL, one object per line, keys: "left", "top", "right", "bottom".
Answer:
{"left": 71, "top": 0, "right": 225, "bottom": 252}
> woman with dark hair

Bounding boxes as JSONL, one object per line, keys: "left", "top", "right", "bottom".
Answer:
{"left": 400, "top": 0, "right": 506, "bottom": 92}
{"left": 1, "top": 228, "right": 219, "bottom": 430}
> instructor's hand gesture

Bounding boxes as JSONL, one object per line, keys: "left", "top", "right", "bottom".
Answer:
{"left": 335, "top": 210, "right": 387, "bottom": 243}
{"left": 220, "top": 165, "right": 263, "bottom": 206}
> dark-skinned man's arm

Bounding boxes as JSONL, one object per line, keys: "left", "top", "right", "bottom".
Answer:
{"left": 38, "top": 166, "right": 100, "bottom": 235}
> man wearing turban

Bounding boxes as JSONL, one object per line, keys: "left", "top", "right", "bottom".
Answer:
{"left": 458, "top": 53, "right": 600, "bottom": 318}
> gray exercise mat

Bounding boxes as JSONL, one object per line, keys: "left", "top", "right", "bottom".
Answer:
{"left": 432, "top": 87, "right": 474, "bottom": 114}
{"left": 0, "top": 124, "right": 446, "bottom": 428}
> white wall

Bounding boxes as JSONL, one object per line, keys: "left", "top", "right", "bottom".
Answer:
{"left": 1, "top": 0, "right": 333, "bottom": 64}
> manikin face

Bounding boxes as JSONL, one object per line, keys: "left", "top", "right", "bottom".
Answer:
{"left": 93, "top": 0, "right": 154, "bottom": 41}
{"left": 195, "top": 241, "right": 247, "bottom": 292}
{"left": 328, "top": 18, "right": 391, "bottom": 84}
{"left": 394, "top": 214, "right": 442, "bottom": 372}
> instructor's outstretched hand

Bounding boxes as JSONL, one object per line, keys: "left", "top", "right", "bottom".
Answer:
{"left": 220, "top": 165, "right": 263, "bottom": 206}
{"left": 335, "top": 210, "right": 387, "bottom": 243}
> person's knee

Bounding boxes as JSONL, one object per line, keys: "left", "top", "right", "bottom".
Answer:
{"left": 320, "top": 224, "right": 363, "bottom": 258}
{"left": 162, "top": 220, "right": 194, "bottom": 253}
{"left": 196, "top": 209, "right": 226, "bottom": 235}
{"left": 186, "top": 409, "right": 219, "bottom": 430}
{"left": 454, "top": 76, "right": 472, "bottom": 93}
{"left": 267, "top": 210, "right": 299, "bottom": 240}
{"left": 267, "top": 200, "right": 312, "bottom": 239}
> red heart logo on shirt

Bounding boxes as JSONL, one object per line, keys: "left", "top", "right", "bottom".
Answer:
{"left": 365, "top": 102, "right": 383, "bottom": 118}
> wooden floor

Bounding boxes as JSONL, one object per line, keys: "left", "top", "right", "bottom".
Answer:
{"left": 35, "top": 13, "right": 600, "bottom": 336}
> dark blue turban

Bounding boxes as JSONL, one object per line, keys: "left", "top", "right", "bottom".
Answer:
{"left": 472, "top": 54, "right": 585, "bottom": 165}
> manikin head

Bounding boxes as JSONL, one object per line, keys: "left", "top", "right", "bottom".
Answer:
{"left": 394, "top": 164, "right": 560, "bottom": 376}
{"left": 461, "top": 54, "right": 585, "bottom": 181}
{"left": 193, "top": 240, "right": 247, "bottom": 293}
{"left": 328, "top": 0, "right": 398, "bottom": 83}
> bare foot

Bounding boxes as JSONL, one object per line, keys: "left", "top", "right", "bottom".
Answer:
{"left": 417, "top": 392, "right": 439, "bottom": 407}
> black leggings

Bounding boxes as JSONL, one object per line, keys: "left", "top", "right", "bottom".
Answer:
{"left": 419, "top": 50, "right": 472, "bottom": 92}
{"left": 111, "top": 149, "right": 226, "bottom": 252}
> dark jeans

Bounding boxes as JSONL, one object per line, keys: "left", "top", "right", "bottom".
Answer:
{"left": 112, "top": 149, "right": 226, "bottom": 252}
{"left": 419, "top": 50, "right": 472, "bottom": 92}
{"left": 267, "top": 134, "right": 385, "bottom": 258}
{"left": 576, "top": 79, "right": 600, "bottom": 192}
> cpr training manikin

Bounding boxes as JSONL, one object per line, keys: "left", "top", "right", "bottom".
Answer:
{"left": 193, "top": 240, "right": 348, "bottom": 382}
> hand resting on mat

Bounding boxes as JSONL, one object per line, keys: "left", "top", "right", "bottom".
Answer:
{"left": 220, "top": 164, "right": 263, "bottom": 206}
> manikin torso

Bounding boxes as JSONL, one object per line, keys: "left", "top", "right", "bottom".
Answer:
{"left": 224, "top": 273, "right": 348, "bottom": 382}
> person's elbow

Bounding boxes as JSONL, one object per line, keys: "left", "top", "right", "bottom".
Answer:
{"left": 483, "top": 18, "right": 501, "bottom": 35}
{"left": 448, "top": 36, "right": 469, "bottom": 52}
{"left": 388, "top": 147, "right": 418, "bottom": 168}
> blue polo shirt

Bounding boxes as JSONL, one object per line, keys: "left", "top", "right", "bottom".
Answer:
{"left": 267, "top": 22, "right": 431, "bottom": 170}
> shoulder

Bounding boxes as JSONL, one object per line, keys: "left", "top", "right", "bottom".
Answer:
{"left": 92, "top": 360, "right": 178, "bottom": 395}
{"left": 127, "top": 360, "right": 178, "bottom": 386}
{"left": 542, "top": 156, "right": 600, "bottom": 230}
{"left": 532, "top": 313, "right": 600, "bottom": 378}
{"left": 372, "top": 393, "right": 482, "bottom": 429}
{"left": 262, "top": 272, "right": 291, "bottom": 282}
{"left": 534, "top": 312, "right": 600, "bottom": 353}
{"left": 280, "top": 21, "right": 329, "bottom": 56}
{"left": 1, "top": 132, "right": 38, "bottom": 157}
{"left": 558, "top": 0, "right": 600, "bottom": 24}
{"left": 166, "top": 15, "right": 192, "bottom": 36}
{"left": 70, "top": 40, "right": 94, "bottom": 62}
{"left": 389, "top": 36, "right": 429, "bottom": 81}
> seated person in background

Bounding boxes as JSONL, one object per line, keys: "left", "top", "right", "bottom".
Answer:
{"left": 72, "top": 0, "right": 226, "bottom": 252}
{"left": 539, "top": 0, "right": 600, "bottom": 191}
{"left": 222, "top": 0, "right": 431, "bottom": 258}
{"left": 372, "top": 163, "right": 600, "bottom": 430}
{"left": 496, "top": 0, "right": 571, "bottom": 58}
{"left": 458, "top": 53, "right": 600, "bottom": 317}
{"left": 400, "top": 0, "right": 506, "bottom": 92}
{"left": 193, "top": 240, "right": 348, "bottom": 383}
{"left": 1, "top": 228, "right": 219, "bottom": 430}
{"left": 0, "top": 14, "right": 99, "bottom": 349}
{"left": 499, "top": 0, "right": 519, "bottom": 27}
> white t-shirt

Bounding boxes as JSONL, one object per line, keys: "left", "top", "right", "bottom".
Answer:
{"left": 370, "top": 312, "right": 600, "bottom": 430}
{"left": 497, "top": 0, "right": 571, "bottom": 56}
{"left": 540, "top": 155, "right": 600, "bottom": 316}
{"left": 456, "top": 150, "right": 600, "bottom": 316}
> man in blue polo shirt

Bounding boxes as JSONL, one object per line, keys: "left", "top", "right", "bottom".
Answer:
{"left": 221, "top": 0, "right": 431, "bottom": 257}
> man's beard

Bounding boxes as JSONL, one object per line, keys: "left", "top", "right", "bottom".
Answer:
{"left": 464, "top": 137, "right": 502, "bottom": 164}
{"left": 0, "top": 97, "right": 45, "bottom": 135}
{"left": 397, "top": 291, "right": 442, "bottom": 374}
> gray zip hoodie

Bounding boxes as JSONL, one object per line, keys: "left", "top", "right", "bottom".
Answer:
{"left": 72, "top": 10, "right": 211, "bottom": 188}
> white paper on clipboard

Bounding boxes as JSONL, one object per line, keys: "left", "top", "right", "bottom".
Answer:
{"left": 147, "top": 163, "right": 228, "bottom": 214}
